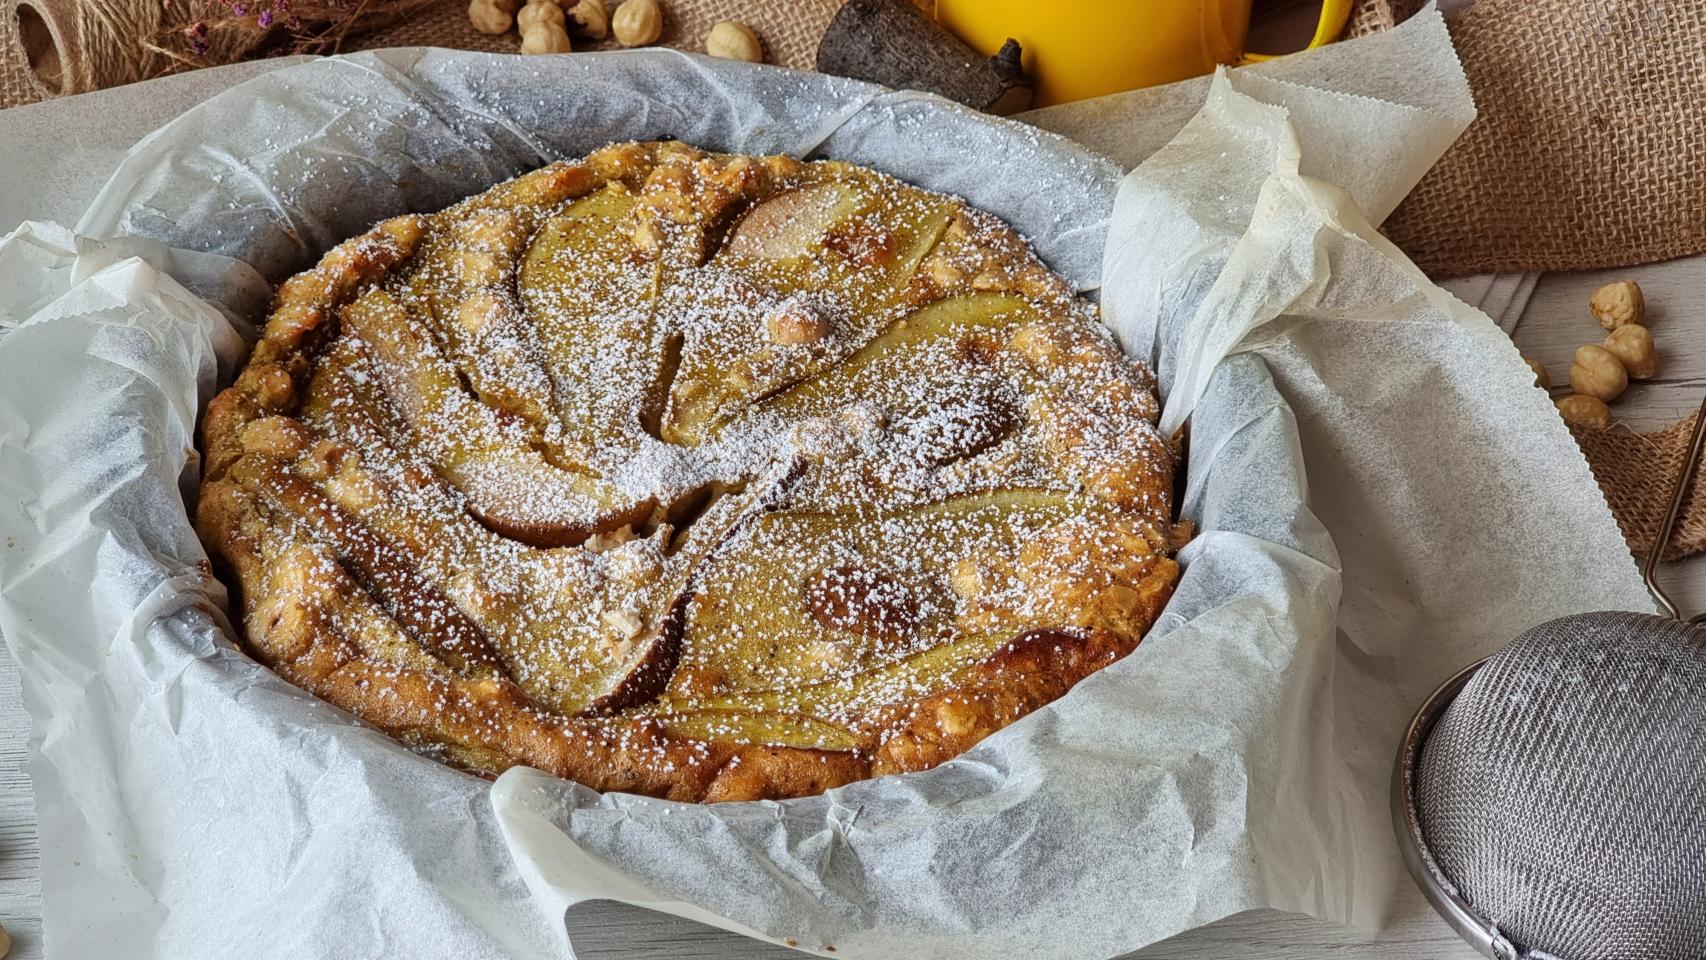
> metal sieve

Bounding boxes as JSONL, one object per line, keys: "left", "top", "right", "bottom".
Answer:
{"left": 1393, "top": 395, "right": 1706, "bottom": 960}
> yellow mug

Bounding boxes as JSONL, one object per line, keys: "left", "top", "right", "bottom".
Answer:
{"left": 935, "top": 0, "right": 1354, "bottom": 107}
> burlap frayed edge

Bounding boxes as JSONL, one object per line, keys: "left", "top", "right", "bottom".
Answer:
{"left": 1572, "top": 416, "right": 1706, "bottom": 563}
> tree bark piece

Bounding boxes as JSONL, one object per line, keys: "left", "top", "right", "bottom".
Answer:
{"left": 816, "top": 0, "right": 1032, "bottom": 116}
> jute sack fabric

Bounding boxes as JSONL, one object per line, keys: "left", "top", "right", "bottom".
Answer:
{"left": 1, "top": 23, "right": 27, "bottom": 106}
{"left": 1382, "top": 0, "right": 1706, "bottom": 278}
{"left": 1570, "top": 419, "right": 1706, "bottom": 562}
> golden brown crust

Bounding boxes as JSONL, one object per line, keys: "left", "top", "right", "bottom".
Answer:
{"left": 198, "top": 142, "right": 1180, "bottom": 802}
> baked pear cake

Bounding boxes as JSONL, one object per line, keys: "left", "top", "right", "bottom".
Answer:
{"left": 197, "top": 140, "right": 1182, "bottom": 802}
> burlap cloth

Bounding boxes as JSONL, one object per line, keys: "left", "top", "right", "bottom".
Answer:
{"left": 1572, "top": 419, "right": 1706, "bottom": 562}
{"left": 5, "top": 0, "right": 1705, "bottom": 562}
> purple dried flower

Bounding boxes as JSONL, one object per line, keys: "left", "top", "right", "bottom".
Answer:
{"left": 184, "top": 19, "right": 209, "bottom": 55}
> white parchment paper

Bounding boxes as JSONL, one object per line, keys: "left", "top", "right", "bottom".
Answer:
{"left": 0, "top": 10, "right": 1654, "bottom": 959}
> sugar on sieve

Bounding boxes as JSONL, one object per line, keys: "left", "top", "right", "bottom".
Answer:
{"left": 1393, "top": 394, "right": 1706, "bottom": 960}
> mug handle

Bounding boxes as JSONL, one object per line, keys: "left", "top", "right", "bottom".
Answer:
{"left": 1238, "top": 0, "right": 1354, "bottom": 63}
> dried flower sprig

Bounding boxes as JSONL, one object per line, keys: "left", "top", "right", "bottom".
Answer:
{"left": 151, "top": 0, "right": 431, "bottom": 73}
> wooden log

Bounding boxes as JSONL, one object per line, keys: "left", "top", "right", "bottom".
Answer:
{"left": 815, "top": 0, "right": 1033, "bottom": 116}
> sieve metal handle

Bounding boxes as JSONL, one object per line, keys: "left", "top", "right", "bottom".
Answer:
{"left": 1642, "top": 392, "right": 1706, "bottom": 622}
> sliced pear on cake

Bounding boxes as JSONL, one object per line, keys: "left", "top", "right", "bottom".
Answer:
{"left": 661, "top": 175, "right": 957, "bottom": 446}
{"left": 339, "top": 286, "right": 653, "bottom": 547}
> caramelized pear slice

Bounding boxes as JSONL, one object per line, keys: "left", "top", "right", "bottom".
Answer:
{"left": 340, "top": 286, "right": 651, "bottom": 546}
{"left": 519, "top": 185, "right": 669, "bottom": 456}
{"left": 665, "top": 489, "right": 1094, "bottom": 716}
{"left": 724, "top": 181, "right": 869, "bottom": 261}
{"left": 661, "top": 178, "right": 956, "bottom": 446}
{"left": 288, "top": 362, "right": 681, "bottom": 715}
{"left": 763, "top": 292, "right": 1039, "bottom": 421}
{"left": 405, "top": 207, "right": 563, "bottom": 441}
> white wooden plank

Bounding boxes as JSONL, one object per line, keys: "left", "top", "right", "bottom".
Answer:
{"left": 0, "top": 651, "right": 42, "bottom": 960}
{"left": 1510, "top": 255, "right": 1706, "bottom": 409}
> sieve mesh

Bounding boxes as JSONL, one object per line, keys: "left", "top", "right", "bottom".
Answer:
{"left": 1412, "top": 611, "right": 1706, "bottom": 960}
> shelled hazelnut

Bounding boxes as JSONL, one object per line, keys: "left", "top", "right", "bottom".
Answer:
{"left": 468, "top": 0, "right": 517, "bottom": 34}
{"left": 1556, "top": 395, "right": 1611, "bottom": 431}
{"left": 1589, "top": 280, "right": 1644, "bottom": 330}
{"left": 612, "top": 0, "right": 663, "bottom": 46}
{"left": 564, "top": 0, "right": 608, "bottom": 38}
{"left": 1602, "top": 324, "right": 1656, "bottom": 380}
{"left": 1550, "top": 279, "right": 1660, "bottom": 434}
{"left": 705, "top": 20, "right": 763, "bottom": 62}
{"left": 1569, "top": 344, "right": 1627, "bottom": 402}
{"left": 518, "top": 0, "right": 570, "bottom": 52}
{"left": 1522, "top": 355, "right": 1550, "bottom": 390}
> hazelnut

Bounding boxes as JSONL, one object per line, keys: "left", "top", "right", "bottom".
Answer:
{"left": 611, "top": 0, "right": 662, "bottom": 46}
{"left": 457, "top": 291, "right": 505, "bottom": 333}
{"left": 948, "top": 555, "right": 984, "bottom": 599}
{"left": 1556, "top": 395, "right": 1612, "bottom": 431}
{"left": 766, "top": 298, "right": 831, "bottom": 344}
{"left": 517, "top": 0, "right": 571, "bottom": 53}
{"left": 1589, "top": 280, "right": 1644, "bottom": 330}
{"left": 604, "top": 539, "right": 662, "bottom": 586}
{"left": 600, "top": 607, "right": 645, "bottom": 640}
{"left": 933, "top": 697, "right": 980, "bottom": 737}
{"left": 631, "top": 217, "right": 663, "bottom": 254}
{"left": 705, "top": 20, "right": 762, "bottom": 62}
{"left": 837, "top": 402, "right": 888, "bottom": 437}
{"left": 1602, "top": 324, "right": 1656, "bottom": 380}
{"left": 1522, "top": 355, "right": 1550, "bottom": 390}
{"left": 1569, "top": 344, "right": 1627, "bottom": 402}
{"left": 564, "top": 0, "right": 608, "bottom": 38}
{"left": 467, "top": 0, "right": 516, "bottom": 34}
{"left": 804, "top": 638, "right": 856, "bottom": 669}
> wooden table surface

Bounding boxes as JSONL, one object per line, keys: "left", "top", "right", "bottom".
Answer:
{"left": 4, "top": 50, "right": 1702, "bottom": 960}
